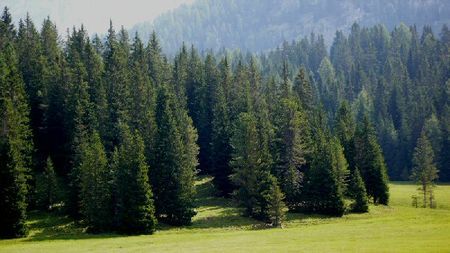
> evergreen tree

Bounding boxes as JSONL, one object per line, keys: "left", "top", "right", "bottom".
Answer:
{"left": 113, "top": 125, "right": 157, "bottom": 234}
{"left": 354, "top": 115, "right": 390, "bottom": 205}
{"left": 129, "top": 33, "right": 157, "bottom": 164}
{"left": 211, "top": 58, "right": 233, "bottom": 196}
{"left": 274, "top": 98, "right": 309, "bottom": 211}
{"left": 301, "top": 131, "right": 346, "bottom": 216}
{"left": 0, "top": 39, "right": 33, "bottom": 238}
{"left": 349, "top": 169, "right": 369, "bottom": 213}
{"left": 293, "top": 66, "right": 315, "bottom": 112}
{"left": 103, "top": 21, "right": 131, "bottom": 150}
{"left": 334, "top": 101, "right": 356, "bottom": 171}
{"left": 230, "top": 112, "right": 263, "bottom": 217}
{"left": 153, "top": 85, "right": 197, "bottom": 225}
{"left": 79, "top": 131, "right": 113, "bottom": 232}
{"left": 17, "top": 15, "right": 48, "bottom": 170}
{"left": 411, "top": 130, "right": 439, "bottom": 208}
{"left": 265, "top": 175, "right": 286, "bottom": 227}
{"left": 40, "top": 157, "right": 58, "bottom": 211}
{"left": 230, "top": 112, "right": 281, "bottom": 221}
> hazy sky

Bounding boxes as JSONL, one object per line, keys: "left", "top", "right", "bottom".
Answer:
{"left": 2, "top": 0, "right": 194, "bottom": 34}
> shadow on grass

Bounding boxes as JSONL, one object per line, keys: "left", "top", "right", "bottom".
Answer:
{"left": 25, "top": 211, "right": 122, "bottom": 242}
{"left": 23, "top": 176, "right": 345, "bottom": 241}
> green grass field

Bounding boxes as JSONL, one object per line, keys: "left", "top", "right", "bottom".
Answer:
{"left": 1, "top": 178, "right": 449, "bottom": 252}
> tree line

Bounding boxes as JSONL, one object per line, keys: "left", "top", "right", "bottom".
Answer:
{"left": 2, "top": 6, "right": 446, "bottom": 238}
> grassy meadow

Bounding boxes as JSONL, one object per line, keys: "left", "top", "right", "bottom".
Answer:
{"left": 0, "top": 177, "right": 449, "bottom": 253}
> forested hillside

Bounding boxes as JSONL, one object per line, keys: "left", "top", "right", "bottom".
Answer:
{"left": 0, "top": 3, "right": 448, "bottom": 239}
{"left": 131, "top": 0, "right": 450, "bottom": 54}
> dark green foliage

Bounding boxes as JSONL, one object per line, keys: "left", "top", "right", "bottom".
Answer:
{"left": 335, "top": 101, "right": 356, "bottom": 171}
{"left": 293, "top": 67, "right": 315, "bottom": 112}
{"left": 35, "top": 157, "right": 59, "bottom": 211}
{"left": 153, "top": 85, "right": 197, "bottom": 226}
{"left": 265, "top": 175, "right": 286, "bottom": 227}
{"left": 354, "top": 116, "right": 390, "bottom": 205}
{"left": 0, "top": 34, "right": 33, "bottom": 238}
{"left": 113, "top": 125, "right": 156, "bottom": 234}
{"left": 411, "top": 130, "right": 439, "bottom": 208}
{"left": 6, "top": 4, "right": 450, "bottom": 235}
{"left": 300, "top": 131, "right": 346, "bottom": 216}
{"left": 211, "top": 58, "right": 233, "bottom": 196}
{"left": 349, "top": 169, "right": 369, "bottom": 213}
{"left": 274, "top": 98, "right": 309, "bottom": 211}
{"left": 230, "top": 112, "right": 283, "bottom": 222}
{"left": 79, "top": 131, "right": 113, "bottom": 232}
{"left": 103, "top": 22, "right": 131, "bottom": 150}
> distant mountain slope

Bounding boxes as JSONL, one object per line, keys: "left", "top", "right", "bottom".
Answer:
{"left": 131, "top": 0, "right": 450, "bottom": 54}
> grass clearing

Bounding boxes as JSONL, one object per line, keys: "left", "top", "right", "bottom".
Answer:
{"left": 1, "top": 178, "right": 449, "bottom": 252}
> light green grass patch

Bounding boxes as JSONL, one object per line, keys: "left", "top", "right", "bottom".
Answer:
{"left": 1, "top": 178, "right": 449, "bottom": 252}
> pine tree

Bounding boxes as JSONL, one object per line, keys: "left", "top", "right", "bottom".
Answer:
{"left": 17, "top": 14, "right": 47, "bottom": 170}
{"left": 265, "top": 175, "right": 286, "bottom": 227}
{"left": 411, "top": 130, "right": 439, "bottom": 208}
{"left": 354, "top": 115, "right": 390, "bottom": 205}
{"left": 334, "top": 101, "right": 356, "bottom": 171}
{"left": 113, "top": 125, "right": 157, "bottom": 234}
{"left": 79, "top": 131, "right": 113, "bottom": 232}
{"left": 274, "top": 98, "right": 309, "bottom": 211}
{"left": 230, "top": 112, "right": 280, "bottom": 221}
{"left": 293, "top": 66, "right": 314, "bottom": 112}
{"left": 349, "top": 169, "right": 369, "bottom": 213}
{"left": 0, "top": 39, "right": 33, "bottom": 238}
{"left": 129, "top": 33, "right": 157, "bottom": 164}
{"left": 103, "top": 21, "right": 131, "bottom": 150}
{"left": 301, "top": 131, "right": 345, "bottom": 216}
{"left": 41, "top": 157, "right": 58, "bottom": 211}
{"left": 40, "top": 17, "right": 67, "bottom": 174}
{"left": 153, "top": 85, "right": 197, "bottom": 225}
{"left": 211, "top": 58, "right": 233, "bottom": 196}
{"left": 230, "top": 112, "right": 263, "bottom": 217}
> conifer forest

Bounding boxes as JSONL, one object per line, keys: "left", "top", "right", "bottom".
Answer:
{"left": 0, "top": 1, "right": 449, "bottom": 252}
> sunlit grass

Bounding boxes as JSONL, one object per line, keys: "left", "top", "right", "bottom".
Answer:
{"left": 0, "top": 178, "right": 449, "bottom": 252}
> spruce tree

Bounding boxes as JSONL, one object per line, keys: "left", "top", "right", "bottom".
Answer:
{"left": 17, "top": 14, "right": 47, "bottom": 169}
{"left": 275, "top": 98, "right": 309, "bottom": 211}
{"left": 153, "top": 85, "right": 197, "bottom": 225}
{"left": 129, "top": 33, "right": 157, "bottom": 164}
{"left": 41, "top": 157, "right": 58, "bottom": 211}
{"left": 265, "top": 175, "right": 286, "bottom": 227}
{"left": 79, "top": 131, "right": 113, "bottom": 232}
{"left": 293, "top": 66, "right": 315, "bottom": 112}
{"left": 230, "top": 112, "right": 263, "bottom": 217}
{"left": 354, "top": 115, "right": 390, "bottom": 205}
{"left": 211, "top": 58, "right": 233, "bottom": 196}
{"left": 349, "top": 169, "right": 369, "bottom": 213}
{"left": 103, "top": 21, "right": 131, "bottom": 150}
{"left": 334, "top": 101, "right": 356, "bottom": 171}
{"left": 0, "top": 41, "right": 33, "bottom": 238}
{"left": 301, "top": 131, "right": 346, "bottom": 216}
{"left": 230, "top": 112, "right": 281, "bottom": 221}
{"left": 411, "top": 130, "right": 439, "bottom": 208}
{"left": 113, "top": 125, "right": 157, "bottom": 234}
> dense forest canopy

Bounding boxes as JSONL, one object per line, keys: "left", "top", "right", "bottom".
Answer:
{"left": 131, "top": 0, "right": 450, "bottom": 54}
{"left": 0, "top": 3, "right": 448, "bottom": 238}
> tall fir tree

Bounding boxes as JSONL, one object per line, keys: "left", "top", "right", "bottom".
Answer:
{"left": 79, "top": 131, "right": 113, "bottom": 232}
{"left": 113, "top": 125, "right": 157, "bottom": 234}
{"left": 0, "top": 33, "right": 33, "bottom": 238}
{"left": 354, "top": 115, "right": 390, "bottom": 205}
{"left": 211, "top": 57, "right": 234, "bottom": 196}
{"left": 301, "top": 131, "right": 346, "bottom": 216}
{"left": 349, "top": 169, "right": 369, "bottom": 213}
{"left": 153, "top": 85, "right": 197, "bottom": 225}
{"left": 411, "top": 130, "right": 439, "bottom": 208}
